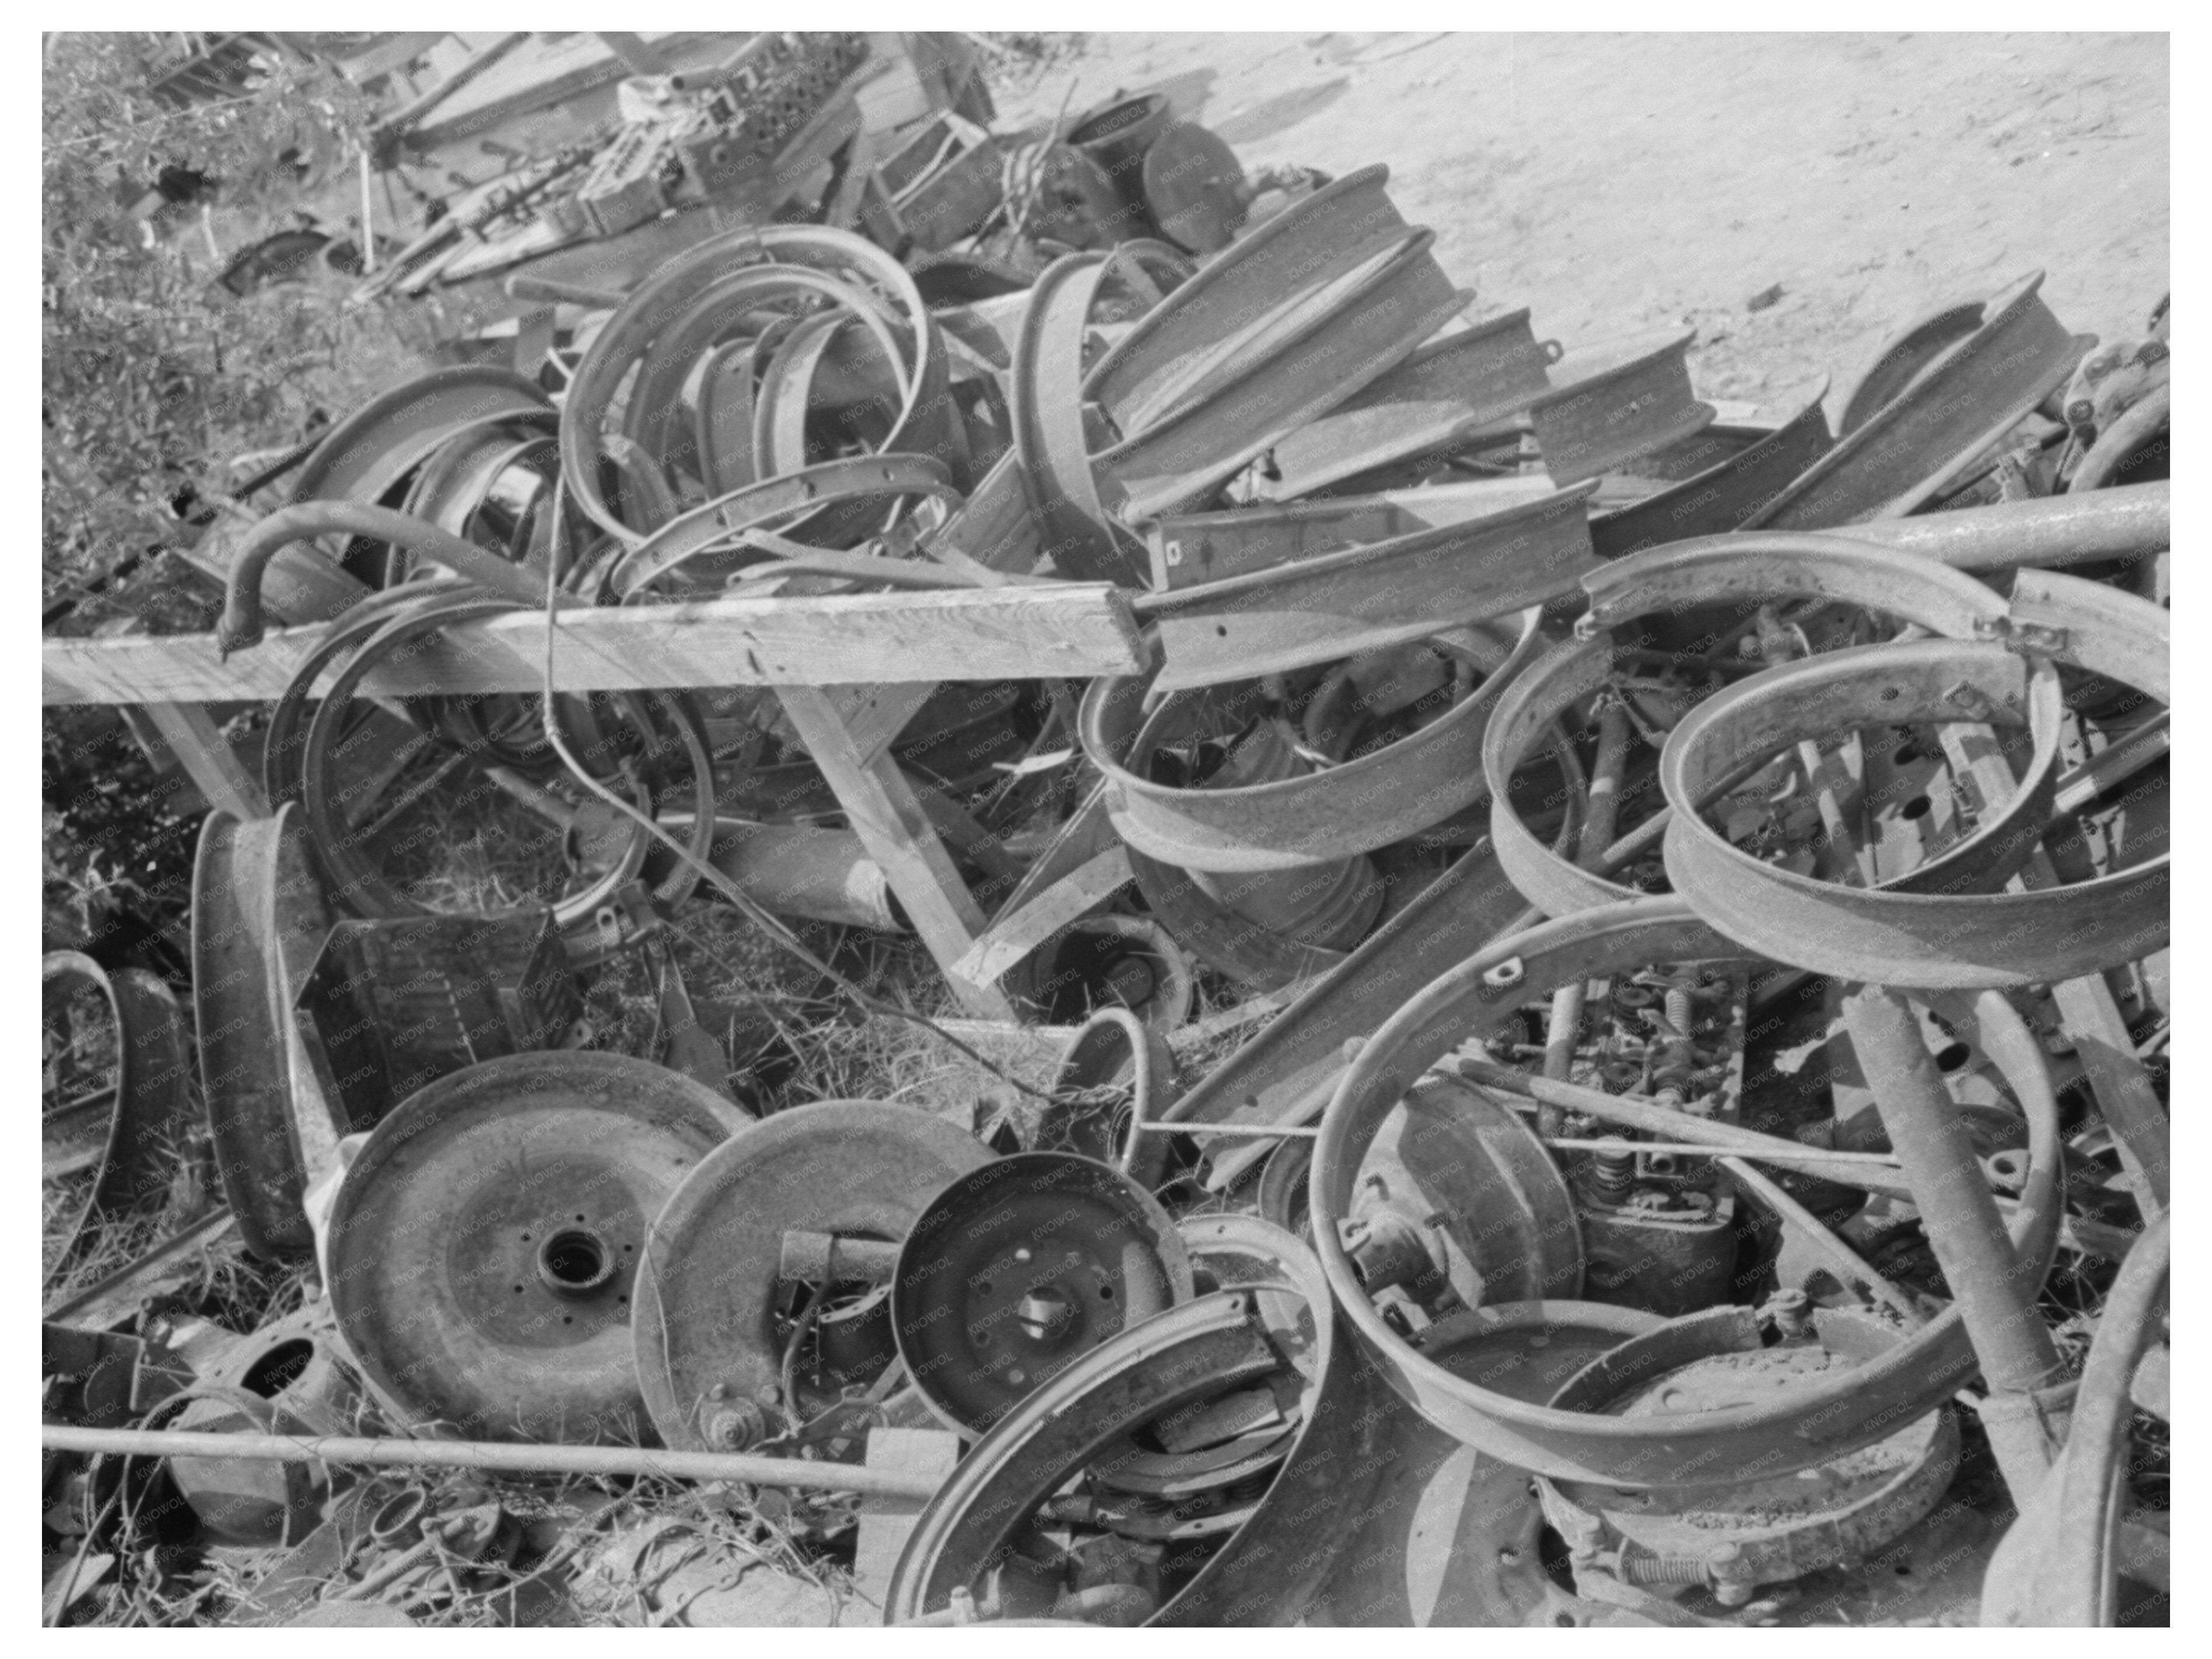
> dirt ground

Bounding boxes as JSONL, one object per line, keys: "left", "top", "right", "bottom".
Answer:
{"left": 998, "top": 31, "right": 2168, "bottom": 420}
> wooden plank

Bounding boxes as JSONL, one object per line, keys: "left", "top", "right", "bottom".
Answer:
{"left": 43, "top": 586, "right": 1149, "bottom": 706}
{"left": 94, "top": 617, "right": 270, "bottom": 818}
{"left": 952, "top": 847, "right": 1134, "bottom": 985}
{"left": 822, "top": 128, "right": 878, "bottom": 230}
{"left": 851, "top": 1429, "right": 961, "bottom": 1611}
{"left": 407, "top": 31, "right": 730, "bottom": 146}
{"left": 139, "top": 702, "right": 269, "bottom": 820}
{"left": 778, "top": 685, "right": 1012, "bottom": 1020}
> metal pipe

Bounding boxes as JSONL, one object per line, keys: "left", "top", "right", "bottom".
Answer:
{"left": 38, "top": 1425, "right": 944, "bottom": 1502}
{"left": 505, "top": 272, "right": 629, "bottom": 309}
{"left": 1843, "top": 985, "right": 2065, "bottom": 1491}
{"left": 1983, "top": 1213, "right": 2168, "bottom": 1625}
{"left": 1828, "top": 481, "right": 2166, "bottom": 574}
{"left": 1550, "top": 1137, "right": 1896, "bottom": 1165}
{"left": 217, "top": 502, "right": 555, "bottom": 656}
{"left": 1541, "top": 702, "right": 1633, "bottom": 1125}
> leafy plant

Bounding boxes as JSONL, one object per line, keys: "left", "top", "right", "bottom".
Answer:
{"left": 41, "top": 32, "right": 400, "bottom": 604}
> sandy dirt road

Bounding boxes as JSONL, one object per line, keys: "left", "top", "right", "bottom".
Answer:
{"left": 998, "top": 32, "right": 2168, "bottom": 419}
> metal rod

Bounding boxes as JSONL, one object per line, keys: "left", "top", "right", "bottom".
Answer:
{"left": 505, "top": 272, "right": 629, "bottom": 308}
{"left": 1150, "top": 1121, "right": 1321, "bottom": 1140}
{"left": 357, "top": 150, "right": 377, "bottom": 275}
{"left": 1543, "top": 1137, "right": 1898, "bottom": 1165}
{"left": 1717, "top": 1153, "right": 1929, "bottom": 1329}
{"left": 38, "top": 1426, "right": 944, "bottom": 1501}
{"left": 1457, "top": 1056, "right": 1909, "bottom": 1186}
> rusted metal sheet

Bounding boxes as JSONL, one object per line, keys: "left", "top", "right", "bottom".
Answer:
{"left": 1256, "top": 308, "right": 1559, "bottom": 501}
{"left": 1134, "top": 484, "right": 1598, "bottom": 692}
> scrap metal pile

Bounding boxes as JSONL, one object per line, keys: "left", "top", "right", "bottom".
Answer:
{"left": 42, "top": 108, "right": 2170, "bottom": 1627}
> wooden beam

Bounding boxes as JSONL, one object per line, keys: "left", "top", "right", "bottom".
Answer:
{"left": 852, "top": 1429, "right": 961, "bottom": 1608}
{"left": 43, "top": 586, "right": 1149, "bottom": 706}
{"left": 138, "top": 702, "right": 269, "bottom": 820}
{"left": 95, "top": 617, "right": 270, "bottom": 818}
{"left": 593, "top": 32, "right": 670, "bottom": 77}
{"left": 952, "top": 846, "right": 1134, "bottom": 986}
{"left": 777, "top": 685, "right": 1012, "bottom": 1020}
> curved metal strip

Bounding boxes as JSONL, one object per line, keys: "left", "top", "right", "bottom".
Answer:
{"left": 41, "top": 954, "right": 194, "bottom": 1272}
{"left": 1011, "top": 253, "right": 1140, "bottom": 584}
{"left": 1836, "top": 298, "right": 1985, "bottom": 436}
{"left": 218, "top": 501, "right": 549, "bottom": 656}
{"left": 289, "top": 365, "right": 552, "bottom": 508}
{"left": 1588, "top": 379, "right": 1834, "bottom": 559}
{"left": 1085, "top": 164, "right": 1408, "bottom": 432}
{"left": 1082, "top": 613, "right": 1541, "bottom": 872}
{"left": 1581, "top": 528, "right": 2011, "bottom": 645}
{"left": 1257, "top": 308, "right": 1558, "bottom": 501}
{"left": 609, "top": 455, "right": 959, "bottom": 599}
{"left": 1097, "top": 231, "right": 1472, "bottom": 523}
{"left": 693, "top": 340, "right": 759, "bottom": 498}
{"left": 1527, "top": 328, "right": 1715, "bottom": 485}
{"left": 191, "top": 805, "right": 332, "bottom": 1260}
{"left": 1747, "top": 271, "right": 2093, "bottom": 529}
{"left": 562, "top": 225, "right": 955, "bottom": 540}
{"left": 1127, "top": 846, "right": 1351, "bottom": 994}
{"left": 1660, "top": 639, "right": 2156, "bottom": 988}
